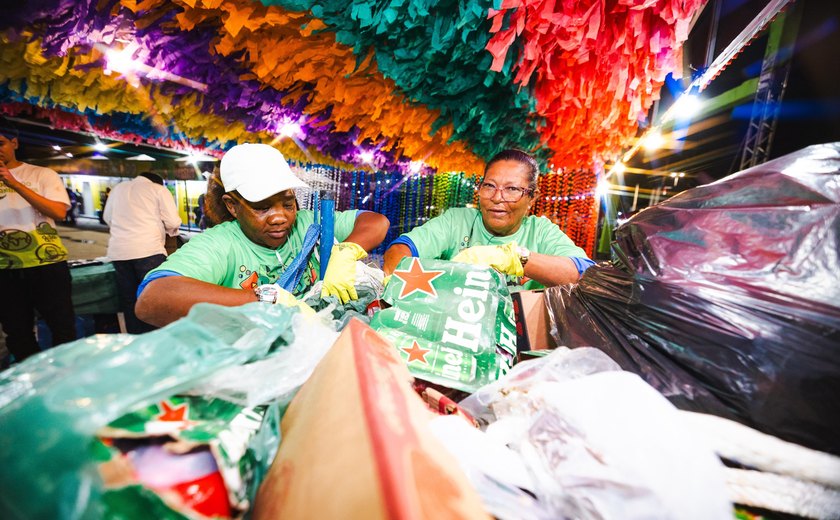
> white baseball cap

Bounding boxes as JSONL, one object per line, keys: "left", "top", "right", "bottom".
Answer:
{"left": 220, "top": 143, "right": 308, "bottom": 202}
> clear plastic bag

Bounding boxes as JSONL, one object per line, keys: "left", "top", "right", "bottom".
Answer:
{"left": 187, "top": 313, "right": 340, "bottom": 407}
{"left": 455, "top": 369, "right": 732, "bottom": 519}
{"left": 459, "top": 346, "right": 621, "bottom": 426}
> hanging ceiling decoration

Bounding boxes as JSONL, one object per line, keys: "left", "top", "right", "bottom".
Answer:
{"left": 1, "top": 0, "right": 702, "bottom": 174}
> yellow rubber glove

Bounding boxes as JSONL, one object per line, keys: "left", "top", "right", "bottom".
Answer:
{"left": 321, "top": 242, "right": 368, "bottom": 303}
{"left": 451, "top": 242, "right": 524, "bottom": 277}
{"left": 274, "top": 288, "right": 317, "bottom": 317}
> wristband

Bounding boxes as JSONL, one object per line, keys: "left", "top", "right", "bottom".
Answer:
{"left": 516, "top": 245, "right": 531, "bottom": 267}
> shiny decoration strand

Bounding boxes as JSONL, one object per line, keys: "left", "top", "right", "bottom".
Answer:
{"left": 533, "top": 169, "right": 598, "bottom": 257}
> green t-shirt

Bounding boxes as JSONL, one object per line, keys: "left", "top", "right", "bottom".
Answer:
{"left": 400, "top": 207, "right": 588, "bottom": 290}
{"left": 147, "top": 209, "right": 359, "bottom": 296}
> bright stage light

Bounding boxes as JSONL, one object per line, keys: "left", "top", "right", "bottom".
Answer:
{"left": 105, "top": 46, "right": 139, "bottom": 75}
{"left": 279, "top": 122, "right": 302, "bottom": 138}
{"left": 673, "top": 94, "right": 702, "bottom": 118}
{"left": 409, "top": 160, "right": 424, "bottom": 174}
{"left": 642, "top": 131, "right": 665, "bottom": 151}
{"left": 595, "top": 178, "right": 609, "bottom": 199}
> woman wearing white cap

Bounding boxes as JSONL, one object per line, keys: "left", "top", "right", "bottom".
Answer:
{"left": 136, "top": 143, "right": 389, "bottom": 327}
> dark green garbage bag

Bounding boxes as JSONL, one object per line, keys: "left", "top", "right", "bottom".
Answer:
{"left": 371, "top": 257, "right": 517, "bottom": 393}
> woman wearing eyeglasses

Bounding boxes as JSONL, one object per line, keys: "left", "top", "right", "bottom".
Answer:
{"left": 383, "top": 149, "right": 594, "bottom": 289}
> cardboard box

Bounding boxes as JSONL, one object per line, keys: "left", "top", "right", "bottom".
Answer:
{"left": 511, "top": 290, "right": 556, "bottom": 352}
{"left": 254, "top": 319, "right": 489, "bottom": 520}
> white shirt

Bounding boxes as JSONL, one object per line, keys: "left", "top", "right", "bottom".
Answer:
{"left": 103, "top": 176, "right": 182, "bottom": 261}
{"left": 1, "top": 162, "right": 70, "bottom": 232}
{"left": 0, "top": 163, "right": 72, "bottom": 268}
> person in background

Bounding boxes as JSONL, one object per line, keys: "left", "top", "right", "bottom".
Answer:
{"left": 193, "top": 192, "right": 207, "bottom": 230}
{"left": 98, "top": 187, "right": 110, "bottom": 224}
{"left": 0, "top": 115, "right": 76, "bottom": 362}
{"left": 383, "top": 148, "right": 595, "bottom": 290}
{"left": 136, "top": 143, "right": 389, "bottom": 327}
{"left": 63, "top": 186, "right": 78, "bottom": 225}
{"left": 103, "top": 172, "right": 182, "bottom": 333}
{"left": 74, "top": 188, "right": 84, "bottom": 216}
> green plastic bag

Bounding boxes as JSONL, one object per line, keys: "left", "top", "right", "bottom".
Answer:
{"left": 370, "top": 258, "right": 517, "bottom": 393}
{"left": 0, "top": 302, "right": 297, "bottom": 520}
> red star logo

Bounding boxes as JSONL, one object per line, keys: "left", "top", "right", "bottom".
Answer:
{"left": 401, "top": 340, "right": 431, "bottom": 365}
{"left": 156, "top": 400, "right": 189, "bottom": 422}
{"left": 392, "top": 258, "right": 445, "bottom": 299}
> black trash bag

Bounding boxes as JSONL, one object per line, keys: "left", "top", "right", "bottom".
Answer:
{"left": 545, "top": 143, "right": 840, "bottom": 455}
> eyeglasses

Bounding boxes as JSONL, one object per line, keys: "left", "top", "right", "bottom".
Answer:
{"left": 477, "top": 182, "right": 534, "bottom": 202}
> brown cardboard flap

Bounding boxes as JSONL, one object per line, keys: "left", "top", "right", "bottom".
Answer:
{"left": 512, "top": 290, "right": 556, "bottom": 352}
{"left": 254, "top": 319, "right": 490, "bottom": 520}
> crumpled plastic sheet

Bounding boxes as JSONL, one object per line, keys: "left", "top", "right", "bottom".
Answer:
{"left": 459, "top": 346, "right": 621, "bottom": 427}
{"left": 187, "top": 313, "right": 340, "bottom": 408}
{"left": 545, "top": 143, "right": 840, "bottom": 456}
{"left": 450, "top": 348, "right": 731, "bottom": 519}
{"left": 0, "top": 302, "right": 300, "bottom": 520}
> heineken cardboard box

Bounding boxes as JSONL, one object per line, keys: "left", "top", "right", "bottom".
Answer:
{"left": 370, "top": 258, "right": 517, "bottom": 394}
{"left": 511, "top": 289, "right": 556, "bottom": 352}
